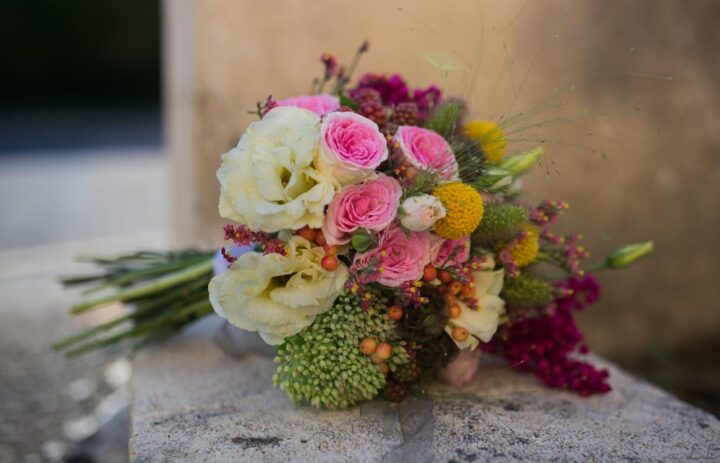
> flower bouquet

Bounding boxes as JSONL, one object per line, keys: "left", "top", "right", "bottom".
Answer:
{"left": 56, "top": 43, "right": 652, "bottom": 409}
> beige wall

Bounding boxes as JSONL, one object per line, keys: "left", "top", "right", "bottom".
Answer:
{"left": 164, "top": 0, "right": 719, "bottom": 358}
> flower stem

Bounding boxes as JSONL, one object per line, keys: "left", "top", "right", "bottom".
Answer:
{"left": 65, "top": 299, "right": 213, "bottom": 357}
{"left": 53, "top": 277, "right": 210, "bottom": 350}
{"left": 70, "top": 258, "right": 213, "bottom": 315}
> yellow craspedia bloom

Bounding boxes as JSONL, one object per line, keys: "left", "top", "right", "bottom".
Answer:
{"left": 432, "top": 182, "right": 484, "bottom": 239}
{"left": 463, "top": 120, "right": 507, "bottom": 163}
{"left": 508, "top": 224, "right": 539, "bottom": 267}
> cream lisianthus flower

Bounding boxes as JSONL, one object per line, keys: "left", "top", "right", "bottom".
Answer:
{"left": 208, "top": 236, "right": 349, "bottom": 345}
{"left": 217, "top": 106, "right": 336, "bottom": 232}
{"left": 445, "top": 256, "right": 505, "bottom": 350}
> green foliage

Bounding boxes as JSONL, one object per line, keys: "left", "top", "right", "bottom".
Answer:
{"left": 604, "top": 241, "right": 654, "bottom": 269}
{"left": 473, "top": 203, "right": 528, "bottom": 244}
{"left": 401, "top": 169, "right": 442, "bottom": 199}
{"left": 501, "top": 274, "right": 555, "bottom": 307}
{"left": 397, "top": 285, "right": 449, "bottom": 343}
{"left": 426, "top": 101, "right": 462, "bottom": 138}
{"left": 350, "top": 229, "right": 376, "bottom": 252}
{"left": 499, "top": 147, "right": 543, "bottom": 175}
{"left": 273, "top": 290, "right": 408, "bottom": 409}
{"left": 339, "top": 93, "right": 359, "bottom": 110}
{"left": 393, "top": 285, "right": 458, "bottom": 385}
{"left": 453, "top": 139, "right": 487, "bottom": 184}
{"left": 470, "top": 166, "right": 513, "bottom": 192}
{"left": 415, "top": 332, "right": 458, "bottom": 377}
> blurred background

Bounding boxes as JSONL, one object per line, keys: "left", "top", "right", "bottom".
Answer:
{"left": 0, "top": 0, "right": 718, "bottom": 461}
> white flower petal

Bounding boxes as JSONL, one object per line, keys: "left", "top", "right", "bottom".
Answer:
{"left": 208, "top": 237, "right": 349, "bottom": 345}
{"left": 217, "top": 106, "right": 335, "bottom": 232}
{"left": 473, "top": 269, "right": 504, "bottom": 297}
{"left": 444, "top": 265, "right": 506, "bottom": 349}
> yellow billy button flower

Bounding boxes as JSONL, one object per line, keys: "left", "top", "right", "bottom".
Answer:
{"left": 463, "top": 120, "right": 507, "bottom": 163}
{"left": 432, "top": 182, "right": 484, "bottom": 240}
{"left": 499, "top": 224, "right": 539, "bottom": 268}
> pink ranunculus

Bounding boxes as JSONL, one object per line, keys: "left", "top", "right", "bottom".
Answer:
{"left": 431, "top": 236, "right": 471, "bottom": 268}
{"left": 275, "top": 94, "right": 340, "bottom": 116}
{"left": 317, "top": 112, "right": 388, "bottom": 185}
{"left": 322, "top": 174, "right": 402, "bottom": 245}
{"left": 352, "top": 223, "right": 431, "bottom": 287}
{"left": 394, "top": 126, "right": 458, "bottom": 180}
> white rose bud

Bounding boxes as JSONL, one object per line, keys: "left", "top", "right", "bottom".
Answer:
{"left": 399, "top": 194, "right": 447, "bottom": 231}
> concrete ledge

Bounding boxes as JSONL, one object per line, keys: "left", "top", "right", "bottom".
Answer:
{"left": 130, "top": 317, "right": 720, "bottom": 462}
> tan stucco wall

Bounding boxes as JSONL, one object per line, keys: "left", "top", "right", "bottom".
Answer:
{"left": 164, "top": 0, "right": 720, "bottom": 358}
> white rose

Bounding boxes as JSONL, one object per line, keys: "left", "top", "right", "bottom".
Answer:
{"left": 399, "top": 194, "right": 446, "bottom": 231}
{"left": 209, "top": 236, "right": 349, "bottom": 345}
{"left": 217, "top": 106, "right": 336, "bottom": 232}
{"left": 445, "top": 256, "right": 505, "bottom": 350}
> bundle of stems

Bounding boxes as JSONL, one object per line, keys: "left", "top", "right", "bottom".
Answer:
{"left": 53, "top": 250, "right": 215, "bottom": 356}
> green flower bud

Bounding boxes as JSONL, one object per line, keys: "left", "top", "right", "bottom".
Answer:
{"left": 501, "top": 274, "right": 555, "bottom": 307}
{"left": 499, "top": 147, "right": 543, "bottom": 175}
{"left": 472, "top": 166, "right": 513, "bottom": 192}
{"left": 605, "top": 241, "right": 653, "bottom": 269}
{"left": 472, "top": 203, "right": 528, "bottom": 243}
{"left": 351, "top": 228, "right": 376, "bottom": 252}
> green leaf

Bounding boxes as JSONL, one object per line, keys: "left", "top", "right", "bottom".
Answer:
{"left": 426, "top": 101, "right": 461, "bottom": 138}
{"left": 424, "top": 52, "right": 458, "bottom": 71}
{"left": 339, "top": 94, "right": 359, "bottom": 110}
{"left": 351, "top": 228, "right": 376, "bottom": 252}
{"left": 471, "top": 167, "right": 514, "bottom": 192}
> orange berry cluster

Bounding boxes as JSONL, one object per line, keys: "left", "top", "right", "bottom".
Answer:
{"left": 296, "top": 226, "right": 341, "bottom": 271}
{"left": 423, "top": 263, "right": 478, "bottom": 338}
{"left": 359, "top": 337, "right": 393, "bottom": 374}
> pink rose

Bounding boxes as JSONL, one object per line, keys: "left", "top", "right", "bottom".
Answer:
{"left": 430, "top": 236, "right": 471, "bottom": 268}
{"left": 394, "top": 126, "right": 458, "bottom": 179}
{"left": 276, "top": 94, "right": 340, "bottom": 116}
{"left": 323, "top": 174, "right": 402, "bottom": 245}
{"left": 317, "top": 112, "right": 388, "bottom": 185}
{"left": 352, "top": 223, "right": 431, "bottom": 287}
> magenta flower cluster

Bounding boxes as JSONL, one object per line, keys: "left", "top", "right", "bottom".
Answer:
{"left": 350, "top": 73, "right": 442, "bottom": 119}
{"left": 483, "top": 275, "right": 611, "bottom": 396}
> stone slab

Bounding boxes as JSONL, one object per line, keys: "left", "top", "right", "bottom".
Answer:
{"left": 130, "top": 316, "right": 720, "bottom": 462}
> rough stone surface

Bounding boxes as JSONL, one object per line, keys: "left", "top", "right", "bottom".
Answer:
{"left": 0, "top": 232, "right": 166, "bottom": 463}
{"left": 130, "top": 317, "right": 720, "bottom": 462}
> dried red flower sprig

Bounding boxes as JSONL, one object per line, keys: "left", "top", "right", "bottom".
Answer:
{"left": 530, "top": 200, "right": 569, "bottom": 226}
{"left": 222, "top": 224, "right": 286, "bottom": 257}
{"left": 483, "top": 275, "right": 611, "bottom": 396}
{"left": 530, "top": 201, "right": 590, "bottom": 276}
{"left": 320, "top": 53, "right": 338, "bottom": 80}
{"left": 497, "top": 230, "right": 529, "bottom": 278}
{"left": 220, "top": 247, "right": 238, "bottom": 267}
{"left": 248, "top": 94, "right": 277, "bottom": 119}
{"left": 396, "top": 280, "right": 430, "bottom": 308}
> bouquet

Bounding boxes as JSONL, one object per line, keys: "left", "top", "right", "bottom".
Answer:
{"left": 56, "top": 43, "right": 652, "bottom": 409}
